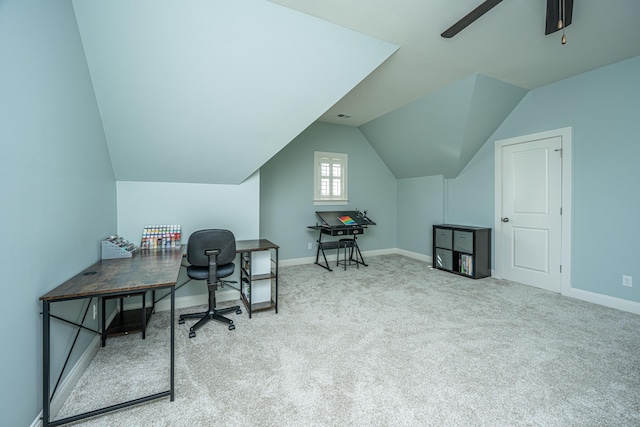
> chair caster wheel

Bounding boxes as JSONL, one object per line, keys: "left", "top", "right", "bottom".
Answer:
{"left": 236, "top": 309, "right": 242, "bottom": 315}
{"left": 189, "top": 331, "right": 196, "bottom": 338}
{"left": 179, "top": 319, "right": 185, "bottom": 324}
{"left": 228, "top": 324, "right": 235, "bottom": 331}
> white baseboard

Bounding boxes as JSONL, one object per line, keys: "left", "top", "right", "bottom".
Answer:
{"left": 570, "top": 287, "right": 640, "bottom": 315}
{"left": 50, "top": 334, "right": 101, "bottom": 416}
{"left": 282, "top": 248, "right": 640, "bottom": 316}
{"left": 153, "top": 287, "right": 240, "bottom": 312}
{"left": 115, "top": 285, "right": 240, "bottom": 313}
{"left": 395, "top": 248, "right": 432, "bottom": 264}
{"left": 32, "top": 333, "right": 103, "bottom": 427}
{"left": 280, "top": 247, "right": 413, "bottom": 267}
{"left": 279, "top": 256, "right": 316, "bottom": 267}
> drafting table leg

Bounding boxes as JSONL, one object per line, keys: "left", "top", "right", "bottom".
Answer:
{"left": 314, "top": 231, "right": 322, "bottom": 265}
{"left": 314, "top": 230, "right": 333, "bottom": 271}
{"left": 353, "top": 236, "right": 368, "bottom": 267}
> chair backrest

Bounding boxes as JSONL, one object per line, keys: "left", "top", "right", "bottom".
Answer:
{"left": 186, "top": 229, "right": 236, "bottom": 267}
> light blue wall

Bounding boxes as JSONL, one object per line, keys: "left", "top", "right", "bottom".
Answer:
{"left": 397, "top": 176, "right": 444, "bottom": 256}
{"left": 260, "top": 122, "right": 396, "bottom": 260}
{"left": 116, "top": 177, "right": 260, "bottom": 244}
{"left": 116, "top": 178, "right": 261, "bottom": 300}
{"left": 0, "top": 1, "right": 116, "bottom": 425}
{"left": 447, "top": 55, "right": 640, "bottom": 302}
{"left": 445, "top": 141, "right": 496, "bottom": 228}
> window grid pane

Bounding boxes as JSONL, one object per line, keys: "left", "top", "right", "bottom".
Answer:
{"left": 320, "top": 178, "right": 330, "bottom": 196}
{"left": 314, "top": 151, "right": 347, "bottom": 202}
{"left": 332, "top": 179, "right": 341, "bottom": 196}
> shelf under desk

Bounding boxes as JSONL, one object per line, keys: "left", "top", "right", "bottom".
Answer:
{"left": 101, "top": 291, "right": 155, "bottom": 346}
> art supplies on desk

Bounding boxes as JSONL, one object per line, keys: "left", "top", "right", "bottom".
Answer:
{"left": 102, "top": 235, "right": 139, "bottom": 259}
{"left": 140, "top": 224, "right": 181, "bottom": 249}
{"left": 338, "top": 215, "right": 356, "bottom": 225}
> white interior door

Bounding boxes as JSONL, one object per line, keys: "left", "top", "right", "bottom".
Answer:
{"left": 498, "top": 135, "right": 563, "bottom": 292}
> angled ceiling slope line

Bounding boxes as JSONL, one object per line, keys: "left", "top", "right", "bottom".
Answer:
{"left": 456, "top": 74, "right": 529, "bottom": 176}
{"left": 360, "top": 75, "right": 475, "bottom": 179}
{"left": 359, "top": 74, "right": 527, "bottom": 180}
{"left": 72, "top": 0, "right": 398, "bottom": 185}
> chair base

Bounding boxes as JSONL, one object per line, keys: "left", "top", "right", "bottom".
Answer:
{"left": 179, "top": 305, "right": 242, "bottom": 337}
{"left": 337, "top": 239, "right": 359, "bottom": 270}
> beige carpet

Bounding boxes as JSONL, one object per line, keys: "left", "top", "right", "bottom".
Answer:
{"left": 57, "top": 254, "right": 640, "bottom": 426}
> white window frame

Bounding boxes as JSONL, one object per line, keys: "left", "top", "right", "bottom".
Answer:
{"left": 314, "top": 151, "right": 348, "bottom": 205}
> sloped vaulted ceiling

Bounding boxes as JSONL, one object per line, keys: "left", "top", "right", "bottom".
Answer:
{"left": 359, "top": 74, "right": 528, "bottom": 179}
{"left": 72, "top": 0, "right": 398, "bottom": 184}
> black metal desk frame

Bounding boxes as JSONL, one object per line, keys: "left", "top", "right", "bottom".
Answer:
{"left": 40, "top": 249, "right": 181, "bottom": 427}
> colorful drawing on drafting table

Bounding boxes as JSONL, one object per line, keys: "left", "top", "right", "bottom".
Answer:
{"left": 338, "top": 215, "right": 356, "bottom": 225}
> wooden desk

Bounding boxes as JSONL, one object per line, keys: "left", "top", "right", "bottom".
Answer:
{"left": 40, "top": 248, "right": 183, "bottom": 427}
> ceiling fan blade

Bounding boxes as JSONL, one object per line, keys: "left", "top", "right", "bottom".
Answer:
{"left": 545, "top": 0, "right": 573, "bottom": 35}
{"left": 441, "top": 0, "right": 504, "bottom": 38}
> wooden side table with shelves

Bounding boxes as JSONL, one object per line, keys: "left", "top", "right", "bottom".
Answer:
{"left": 236, "top": 239, "right": 279, "bottom": 318}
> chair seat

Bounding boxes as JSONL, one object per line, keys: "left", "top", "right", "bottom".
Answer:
{"left": 187, "top": 263, "right": 235, "bottom": 280}
{"left": 338, "top": 238, "right": 355, "bottom": 247}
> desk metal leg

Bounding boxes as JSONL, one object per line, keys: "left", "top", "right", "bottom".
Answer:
{"left": 274, "top": 247, "right": 279, "bottom": 314}
{"left": 101, "top": 297, "right": 106, "bottom": 347}
{"left": 43, "top": 301, "right": 51, "bottom": 427}
{"left": 142, "top": 293, "right": 146, "bottom": 340}
{"left": 170, "top": 286, "right": 175, "bottom": 401}
{"left": 42, "top": 286, "right": 176, "bottom": 426}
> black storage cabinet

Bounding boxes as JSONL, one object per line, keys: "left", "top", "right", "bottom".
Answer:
{"left": 433, "top": 224, "right": 491, "bottom": 279}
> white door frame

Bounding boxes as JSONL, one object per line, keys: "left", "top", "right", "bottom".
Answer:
{"left": 494, "top": 127, "right": 572, "bottom": 296}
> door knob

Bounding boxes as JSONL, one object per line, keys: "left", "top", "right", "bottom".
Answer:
{"left": 502, "top": 217, "right": 510, "bottom": 222}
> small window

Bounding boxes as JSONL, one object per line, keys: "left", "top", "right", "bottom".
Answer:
{"left": 314, "top": 151, "right": 347, "bottom": 205}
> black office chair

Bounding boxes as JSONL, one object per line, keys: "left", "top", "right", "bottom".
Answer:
{"left": 178, "top": 229, "right": 242, "bottom": 338}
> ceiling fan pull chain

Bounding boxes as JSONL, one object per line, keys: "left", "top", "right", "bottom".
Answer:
{"left": 561, "top": 0, "right": 567, "bottom": 44}
{"left": 558, "top": 0, "right": 564, "bottom": 29}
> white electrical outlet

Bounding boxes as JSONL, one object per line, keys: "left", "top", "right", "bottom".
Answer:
{"left": 308, "top": 242, "right": 313, "bottom": 250}
{"left": 93, "top": 304, "right": 97, "bottom": 319}
{"left": 623, "top": 275, "right": 632, "bottom": 287}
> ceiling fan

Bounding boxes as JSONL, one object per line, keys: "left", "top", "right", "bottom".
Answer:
{"left": 441, "top": 0, "right": 573, "bottom": 39}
